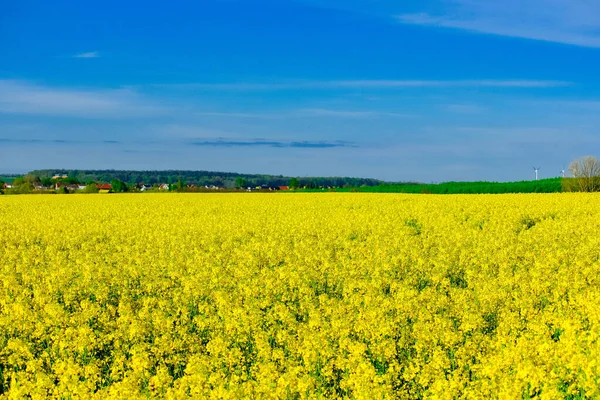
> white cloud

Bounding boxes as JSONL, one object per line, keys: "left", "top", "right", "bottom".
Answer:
{"left": 301, "top": 108, "right": 413, "bottom": 118}
{"left": 0, "top": 80, "right": 162, "bottom": 118}
{"left": 549, "top": 100, "right": 600, "bottom": 111}
{"left": 444, "top": 104, "right": 485, "bottom": 114}
{"left": 157, "top": 79, "right": 570, "bottom": 91}
{"left": 431, "top": 125, "right": 600, "bottom": 146}
{"left": 192, "top": 111, "right": 277, "bottom": 119}
{"left": 192, "top": 109, "right": 407, "bottom": 119}
{"left": 326, "top": 80, "right": 570, "bottom": 88}
{"left": 0, "top": 80, "right": 425, "bottom": 121}
{"left": 72, "top": 51, "right": 100, "bottom": 58}
{"left": 397, "top": 0, "right": 600, "bottom": 47}
{"left": 177, "top": 108, "right": 414, "bottom": 120}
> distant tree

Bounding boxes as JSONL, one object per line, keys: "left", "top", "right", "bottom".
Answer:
{"left": 24, "top": 174, "right": 41, "bottom": 185}
{"left": 177, "top": 178, "right": 185, "bottom": 191}
{"left": 235, "top": 177, "right": 247, "bottom": 188}
{"left": 41, "top": 177, "right": 54, "bottom": 187}
{"left": 57, "top": 186, "right": 69, "bottom": 194}
{"left": 82, "top": 183, "right": 99, "bottom": 194}
{"left": 12, "top": 177, "right": 25, "bottom": 186}
{"left": 64, "top": 176, "right": 80, "bottom": 184}
{"left": 568, "top": 156, "right": 600, "bottom": 192}
{"left": 9, "top": 177, "right": 33, "bottom": 194}
{"left": 290, "top": 178, "right": 299, "bottom": 189}
{"left": 111, "top": 179, "right": 128, "bottom": 193}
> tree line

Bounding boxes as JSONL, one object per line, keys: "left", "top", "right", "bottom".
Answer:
{"left": 27, "top": 169, "right": 384, "bottom": 188}
{"left": 3, "top": 157, "right": 600, "bottom": 195}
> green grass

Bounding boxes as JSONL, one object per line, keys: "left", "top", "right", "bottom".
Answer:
{"left": 301, "top": 178, "right": 563, "bottom": 194}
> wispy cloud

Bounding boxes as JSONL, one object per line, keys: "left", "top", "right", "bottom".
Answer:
{"left": 192, "top": 111, "right": 278, "bottom": 119}
{"left": 396, "top": 0, "right": 600, "bottom": 48}
{"left": 545, "top": 100, "right": 600, "bottom": 111}
{"left": 0, "top": 137, "right": 126, "bottom": 145}
{"left": 301, "top": 108, "right": 413, "bottom": 118}
{"left": 72, "top": 51, "right": 100, "bottom": 58}
{"left": 425, "top": 125, "right": 600, "bottom": 146}
{"left": 0, "top": 138, "right": 44, "bottom": 144}
{"left": 156, "top": 79, "right": 571, "bottom": 91}
{"left": 0, "top": 80, "right": 423, "bottom": 120}
{"left": 290, "top": 141, "right": 354, "bottom": 148}
{"left": 444, "top": 104, "right": 485, "bottom": 114}
{"left": 189, "top": 139, "right": 356, "bottom": 148}
{"left": 192, "top": 109, "right": 413, "bottom": 119}
{"left": 0, "top": 80, "right": 163, "bottom": 118}
{"left": 0, "top": 134, "right": 358, "bottom": 149}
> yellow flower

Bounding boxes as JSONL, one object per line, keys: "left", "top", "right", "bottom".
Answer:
{"left": 1, "top": 193, "right": 600, "bottom": 398}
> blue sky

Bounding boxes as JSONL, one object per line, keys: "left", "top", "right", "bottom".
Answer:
{"left": 1, "top": 0, "right": 600, "bottom": 181}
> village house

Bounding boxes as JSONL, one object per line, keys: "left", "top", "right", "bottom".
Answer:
{"left": 158, "top": 183, "right": 170, "bottom": 190}
{"left": 52, "top": 174, "right": 68, "bottom": 180}
{"left": 98, "top": 183, "right": 112, "bottom": 192}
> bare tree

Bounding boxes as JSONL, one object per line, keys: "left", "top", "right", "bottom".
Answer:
{"left": 568, "top": 156, "right": 600, "bottom": 192}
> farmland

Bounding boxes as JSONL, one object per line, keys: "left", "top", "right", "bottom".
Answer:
{"left": 334, "top": 178, "right": 564, "bottom": 194}
{"left": 1, "top": 193, "right": 600, "bottom": 398}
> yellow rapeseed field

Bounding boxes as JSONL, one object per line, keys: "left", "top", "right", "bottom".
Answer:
{"left": 1, "top": 193, "right": 600, "bottom": 399}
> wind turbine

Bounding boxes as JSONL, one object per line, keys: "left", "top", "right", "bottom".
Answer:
{"left": 533, "top": 166, "right": 540, "bottom": 181}
{"left": 560, "top": 167, "right": 566, "bottom": 178}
